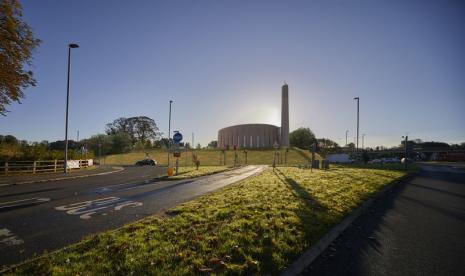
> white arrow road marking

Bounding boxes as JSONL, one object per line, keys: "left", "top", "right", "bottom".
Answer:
{"left": 0, "top": 197, "right": 50, "bottom": 209}
{"left": 55, "top": 197, "right": 143, "bottom": 220}
{"left": 114, "top": 201, "right": 143, "bottom": 211}
{"left": 0, "top": 228, "right": 24, "bottom": 246}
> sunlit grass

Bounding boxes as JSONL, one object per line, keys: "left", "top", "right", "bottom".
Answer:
{"left": 8, "top": 166, "right": 406, "bottom": 275}
{"left": 104, "top": 148, "right": 319, "bottom": 166}
{"left": 169, "top": 166, "right": 230, "bottom": 180}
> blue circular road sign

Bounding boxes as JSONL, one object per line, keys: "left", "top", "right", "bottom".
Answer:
{"left": 173, "top": 132, "right": 183, "bottom": 143}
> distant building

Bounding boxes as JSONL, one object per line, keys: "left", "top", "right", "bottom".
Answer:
{"left": 217, "top": 83, "right": 290, "bottom": 149}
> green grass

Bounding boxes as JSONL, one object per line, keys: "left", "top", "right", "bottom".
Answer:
{"left": 168, "top": 166, "right": 230, "bottom": 180}
{"left": 337, "top": 162, "right": 420, "bottom": 172}
{"left": 7, "top": 166, "right": 407, "bottom": 275}
{"left": 103, "top": 148, "right": 319, "bottom": 166}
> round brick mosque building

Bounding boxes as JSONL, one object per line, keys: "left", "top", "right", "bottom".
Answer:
{"left": 217, "top": 84, "right": 290, "bottom": 149}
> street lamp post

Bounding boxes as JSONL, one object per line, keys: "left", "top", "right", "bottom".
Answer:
{"left": 353, "top": 97, "right": 359, "bottom": 151}
{"left": 345, "top": 130, "right": 349, "bottom": 146}
{"left": 64, "top": 43, "right": 79, "bottom": 173}
{"left": 167, "top": 100, "right": 173, "bottom": 167}
{"left": 402, "top": 135, "right": 408, "bottom": 170}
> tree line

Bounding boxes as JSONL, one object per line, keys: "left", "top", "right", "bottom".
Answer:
{"left": 0, "top": 116, "right": 164, "bottom": 161}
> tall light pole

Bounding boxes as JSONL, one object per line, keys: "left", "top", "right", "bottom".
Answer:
{"left": 345, "top": 130, "right": 349, "bottom": 146}
{"left": 167, "top": 100, "right": 173, "bottom": 167}
{"left": 402, "top": 135, "right": 408, "bottom": 170}
{"left": 353, "top": 97, "right": 360, "bottom": 151}
{"left": 64, "top": 43, "right": 79, "bottom": 173}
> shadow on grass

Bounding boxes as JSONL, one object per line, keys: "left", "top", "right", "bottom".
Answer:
{"left": 273, "top": 169, "right": 331, "bottom": 246}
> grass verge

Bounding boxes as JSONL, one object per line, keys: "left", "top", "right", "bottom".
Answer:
{"left": 7, "top": 166, "right": 407, "bottom": 275}
{"left": 168, "top": 166, "right": 230, "bottom": 180}
{"left": 104, "top": 148, "right": 319, "bottom": 166}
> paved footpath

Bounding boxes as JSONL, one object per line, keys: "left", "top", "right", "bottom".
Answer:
{"left": 0, "top": 165, "right": 265, "bottom": 268}
{"left": 306, "top": 165, "right": 465, "bottom": 276}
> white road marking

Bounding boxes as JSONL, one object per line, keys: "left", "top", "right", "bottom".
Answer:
{"left": 55, "top": 196, "right": 143, "bottom": 220}
{"left": 0, "top": 197, "right": 50, "bottom": 209}
{"left": 0, "top": 228, "right": 24, "bottom": 246}
{"left": 114, "top": 201, "right": 143, "bottom": 211}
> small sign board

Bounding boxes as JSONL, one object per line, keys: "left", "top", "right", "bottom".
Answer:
{"left": 173, "top": 132, "right": 183, "bottom": 144}
{"left": 173, "top": 152, "right": 181, "bottom": 158}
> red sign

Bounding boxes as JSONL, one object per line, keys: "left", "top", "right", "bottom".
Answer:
{"left": 233, "top": 144, "right": 237, "bottom": 150}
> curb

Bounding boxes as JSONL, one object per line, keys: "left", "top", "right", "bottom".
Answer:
{"left": 0, "top": 167, "right": 125, "bottom": 187}
{"left": 281, "top": 172, "right": 417, "bottom": 276}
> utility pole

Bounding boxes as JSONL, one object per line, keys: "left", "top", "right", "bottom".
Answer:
{"left": 353, "top": 97, "right": 360, "bottom": 151}
{"left": 403, "top": 135, "right": 408, "bottom": 170}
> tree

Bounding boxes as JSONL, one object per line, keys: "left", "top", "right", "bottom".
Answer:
{"left": 153, "top": 138, "right": 169, "bottom": 149}
{"left": 207, "top": 140, "right": 217, "bottom": 148}
{"left": 105, "top": 116, "right": 160, "bottom": 144}
{"left": 289, "top": 127, "right": 316, "bottom": 150}
{"left": 109, "top": 132, "right": 131, "bottom": 154}
{"left": 0, "top": 0, "right": 41, "bottom": 115}
{"left": 0, "top": 134, "right": 18, "bottom": 144}
{"left": 317, "top": 138, "right": 340, "bottom": 149}
{"left": 85, "top": 134, "right": 112, "bottom": 156}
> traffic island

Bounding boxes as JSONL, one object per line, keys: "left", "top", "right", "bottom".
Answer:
{"left": 4, "top": 166, "right": 409, "bottom": 275}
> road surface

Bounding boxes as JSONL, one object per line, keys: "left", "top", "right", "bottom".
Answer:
{"left": 306, "top": 165, "right": 465, "bottom": 275}
{"left": 0, "top": 165, "right": 266, "bottom": 267}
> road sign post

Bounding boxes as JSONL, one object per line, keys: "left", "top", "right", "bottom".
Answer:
{"left": 233, "top": 144, "right": 237, "bottom": 167}
{"left": 311, "top": 143, "right": 316, "bottom": 172}
{"left": 273, "top": 142, "right": 279, "bottom": 171}
{"left": 172, "top": 131, "right": 183, "bottom": 176}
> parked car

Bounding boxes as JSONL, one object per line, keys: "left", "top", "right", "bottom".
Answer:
{"left": 135, "top": 159, "right": 157, "bottom": 166}
{"left": 382, "top": 157, "right": 400, "bottom": 163}
{"left": 368, "top": 159, "right": 383, "bottom": 164}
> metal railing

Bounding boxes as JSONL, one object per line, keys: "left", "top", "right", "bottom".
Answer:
{"left": 0, "top": 159, "right": 93, "bottom": 176}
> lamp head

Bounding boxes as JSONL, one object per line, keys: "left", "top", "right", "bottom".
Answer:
{"left": 69, "top": 43, "right": 79, "bottom": 48}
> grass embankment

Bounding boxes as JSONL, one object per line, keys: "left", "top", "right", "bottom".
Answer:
{"left": 104, "top": 148, "right": 318, "bottom": 166}
{"left": 169, "top": 166, "right": 230, "bottom": 180}
{"left": 9, "top": 166, "right": 407, "bottom": 275}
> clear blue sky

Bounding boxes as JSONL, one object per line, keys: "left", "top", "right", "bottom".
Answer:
{"left": 1, "top": 0, "right": 464, "bottom": 148}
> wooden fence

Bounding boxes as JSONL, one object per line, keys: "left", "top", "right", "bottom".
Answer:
{"left": 0, "top": 159, "right": 93, "bottom": 176}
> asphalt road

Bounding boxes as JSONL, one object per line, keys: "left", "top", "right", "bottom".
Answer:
{"left": 306, "top": 165, "right": 465, "bottom": 276}
{"left": 0, "top": 165, "right": 266, "bottom": 267}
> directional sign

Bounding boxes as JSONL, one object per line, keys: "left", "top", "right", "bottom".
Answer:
{"left": 173, "top": 132, "right": 183, "bottom": 144}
